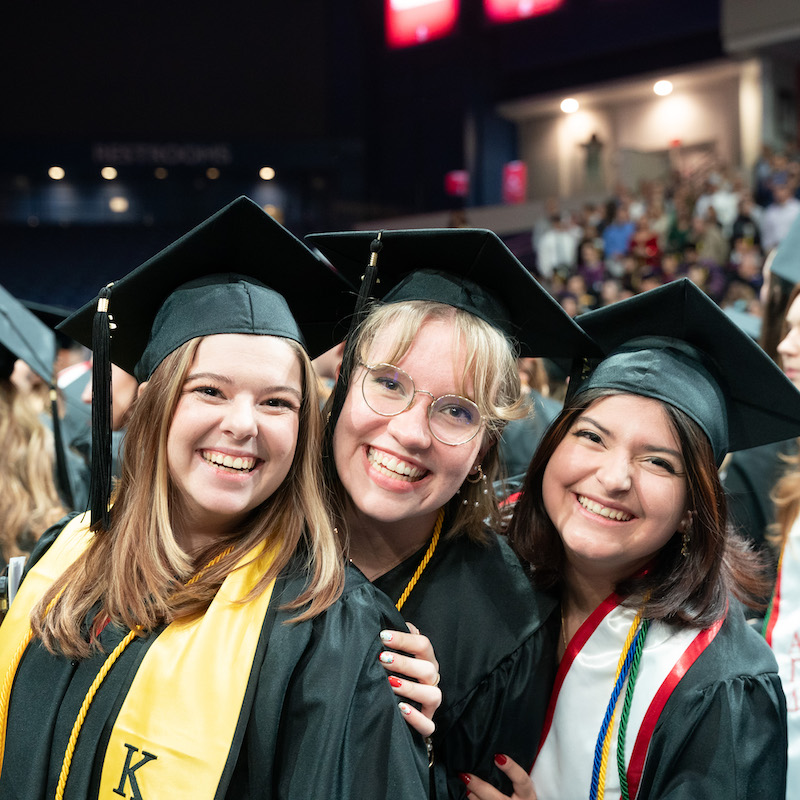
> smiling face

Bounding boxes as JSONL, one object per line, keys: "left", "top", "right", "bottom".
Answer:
{"left": 166, "top": 333, "right": 302, "bottom": 546}
{"left": 778, "top": 293, "right": 800, "bottom": 389}
{"left": 333, "top": 316, "right": 484, "bottom": 539}
{"left": 542, "top": 394, "right": 690, "bottom": 588}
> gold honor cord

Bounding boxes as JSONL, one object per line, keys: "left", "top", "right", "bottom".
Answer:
{"left": 395, "top": 509, "right": 444, "bottom": 612}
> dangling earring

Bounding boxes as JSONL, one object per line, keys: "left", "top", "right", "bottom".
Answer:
{"left": 680, "top": 512, "right": 693, "bottom": 558}
{"left": 466, "top": 464, "right": 484, "bottom": 484}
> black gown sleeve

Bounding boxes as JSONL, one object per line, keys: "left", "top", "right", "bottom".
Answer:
{"left": 636, "top": 608, "right": 787, "bottom": 800}
{"left": 238, "top": 571, "right": 430, "bottom": 800}
{"left": 637, "top": 672, "right": 787, "bottom": 799}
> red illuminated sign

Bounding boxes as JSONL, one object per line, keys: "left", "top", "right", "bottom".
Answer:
{"left": 484, "top": 0, "right": 564, "bottom": 24}
{"left": 386, "top": 0, "right": 459, "bottom": 49}
{"left": 502, "top": 161, "right": 527, "bottom": 204}
{"left": 444, "top": 170, "right": 470, "bottom": 197}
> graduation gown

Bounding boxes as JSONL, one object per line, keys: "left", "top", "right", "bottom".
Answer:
{"left": 532, "top": 596, "right": 787, "bottom": 800}
{"left": 373, "top": 531, "right": 557, "bottom": 800}
{"left": 0, "top": 515, "right": 429, "bottom": 800}
{"left": 723, "top": 438, "right": 796, "bottom": 554}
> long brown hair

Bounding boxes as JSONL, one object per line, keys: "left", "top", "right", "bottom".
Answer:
{"left": 508, "top": 388, "right": 769, "bottom": 627}
{"left": 326, "top": 300, "right": 527, "bottom": 545}
{"left": 0, "top": 380, "right": 66, "bottom": 564}
{"left": 32, "top": 336, "right": 343, "bottom": 659}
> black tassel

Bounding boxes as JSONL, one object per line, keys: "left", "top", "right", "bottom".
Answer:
{"left": 88, "top": 284, "right": 114, "bottom": 531}
{"left": 49, "top": 386, "right": 75, "bottom": 510}
{"left": 323, "top": 232, "right": 383, "bottom": 466}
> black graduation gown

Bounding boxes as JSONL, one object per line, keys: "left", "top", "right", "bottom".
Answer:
{"left": 537, "top": 599, "right": 788, "bottom": 799}
{"left": 723, "top": 438, "right": 797, "bottom": 554}
{"left": 0, "top": 518, "right": 429, "bottom": 800}
{"left": 373, "top": 531, "right": 557, "bottom": 800}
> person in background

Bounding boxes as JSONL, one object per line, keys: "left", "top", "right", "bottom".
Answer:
{"left": 0, "top": 197, "right": 432, "bottom": 799}
{"left": 762, "top": 178, "right": 800, "bottom": 253}
{"left": 307, "top": 227, "right": 598, "bottom": 799}
{"left": 0, "top": 291, "right": 67, "bottom": 571}
{"left": 724, "top": 215, "right": 800, "bottom": 568}
{"left": 764, "top": 278, "right": 800, "bottom": 798}
{"left": 462, "top": 278, "right": 800, "bottom": 799}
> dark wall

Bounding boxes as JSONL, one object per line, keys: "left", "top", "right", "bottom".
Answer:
{"left": 357, "top": 0, "right": 723, "bottom": 213}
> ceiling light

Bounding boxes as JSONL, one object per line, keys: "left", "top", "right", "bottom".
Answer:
{"left": 654, "top": 80, "right": 673, "bottom": 96}
{"left": 560, "top": 98, "right": 579, "bottom": 114}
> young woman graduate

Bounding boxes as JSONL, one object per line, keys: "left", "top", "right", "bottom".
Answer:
{"left": 461, "top": 278, "right": 800, "bottom": 800}
{"left": 0, "top": 197, "right": 432, "bottom": 799}
{"left": 305, "top": 228, "right": 599, "bottom": 799}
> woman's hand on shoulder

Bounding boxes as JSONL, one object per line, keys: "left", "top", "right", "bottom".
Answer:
{"left": 460, "top": 754, "right": 537, "bottom": 799}
{"left": 379, "top": 622, "right": 441, "bottom": 737}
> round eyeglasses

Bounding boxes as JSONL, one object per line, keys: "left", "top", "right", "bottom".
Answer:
{"left": 360, "top": 363, "right": 483, "bottom": 446}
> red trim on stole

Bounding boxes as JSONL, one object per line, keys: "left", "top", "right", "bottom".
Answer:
{"left": 500, "top": 491, "right": 522, "bottom": 508}
{"left": 765, "top": 553, "right": 784, "bottom": 646}
{"left": 533, "top": 591, "right": 724, "bottom": 800}
{"left": 625, "top": 615, "right": 724, "bottom": 799}
{"left": 536, "top": 592, "right": 625, "bottom": 756}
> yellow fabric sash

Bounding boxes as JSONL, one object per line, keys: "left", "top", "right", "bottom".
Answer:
{"left": 0, "top": 513, "right": 93, "bottom": 669}
{"left": 0, "top": 513, "right": 278, "bottom": 799}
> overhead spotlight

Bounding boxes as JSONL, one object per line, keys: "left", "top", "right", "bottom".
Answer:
{"left": 654, "top": 80, "right": 673, "bottom": 97}
{"left": 206, "top": 167, "right": 221, "bottom": 180}
{"left": 259, "top": 166, "right": 276, "bottom": 181}
{"left": 109, "top": 196, "right": 129, "bottom": 213}
{"left": 560, "top": 98, "right": 579, "bottom": 114}
{"left": 154, "top": 167, "right": 168, "bottom": 179}
{"left": 48, "top": 166, "right": 66, "bottom": 180}
{"left": 101, "top": 166, "right": 118, "bottom": 180}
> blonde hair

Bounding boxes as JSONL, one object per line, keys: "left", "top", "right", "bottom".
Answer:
{"left": 769, "top": 443, "right": 800, "bottom": 551}
{"left": 330, "top": 300, "right": 526, "bottom": 543}
{"left": 0, "top": 381, "right": 66, "bottom": 564}
{"left": 33, "top": 336, "right": 343, "bottom": 659}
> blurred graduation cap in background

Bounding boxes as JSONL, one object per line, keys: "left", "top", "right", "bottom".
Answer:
{"left": 571, "top": 278, "right": 800, "bottom": 466}
{"left": 0, "top": 284, "right": 74, "bottom": 507}
{"left": 768, "top": 212, "right": 800, "bottom": 286}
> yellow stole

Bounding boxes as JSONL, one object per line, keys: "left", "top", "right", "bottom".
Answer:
{"left": 0, "top": 513, "right": 278, "bottom": 799}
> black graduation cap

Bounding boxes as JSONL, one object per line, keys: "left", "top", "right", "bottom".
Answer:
{"left": 58, "top": 196, "right": 354, "bottom": 529}
{"left": 305, "top": 228, "right": 598, "bottom": 358}
{"left": 60, "top": 196, "right": 354, "bottom": 377}
{"left": 572, "top": 278, "right": 800, "bottom": 465}
{"left": 0, "top": 284, "right": 74, "bottom": 507}
{"left": 769, "top": 211, "right": 800, "bottom": 285}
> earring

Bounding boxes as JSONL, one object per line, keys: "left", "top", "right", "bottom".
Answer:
{"left": 466, "top": 464, "right": 484, "bottom": 484}
{"left": 680, "top": 513, "right": 693, "bottom": 558}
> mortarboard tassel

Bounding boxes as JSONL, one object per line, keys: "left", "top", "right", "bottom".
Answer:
{"left": 88, "top": 284, "right": 114, "bottom": 531}
{"left": 323, "top": 232, "right": 383, "bottom": 468}
{"left": 49, "top": 386, "right": 75, "bottom": 510}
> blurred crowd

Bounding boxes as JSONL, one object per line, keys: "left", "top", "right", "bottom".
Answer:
{"left": 523, "top": 145, "right": 800, "bottom": 326}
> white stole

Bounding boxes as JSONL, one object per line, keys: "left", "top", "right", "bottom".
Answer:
{"left": 766, "top": 514, "right": 800, "bottom": 800}
{"left": 532, "top": 594, "right": 720, "bottom": 800}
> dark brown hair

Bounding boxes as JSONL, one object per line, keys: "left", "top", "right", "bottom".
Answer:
{"left": 507, "top": 388, "right": 769, "bottom": 627}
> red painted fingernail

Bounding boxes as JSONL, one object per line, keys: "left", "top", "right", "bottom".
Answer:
{"left": 494, "top": 753, "right": 508, "bottom": 765}
{"left": 459, "top": 773, "right": 471, "bottom": 785}
{"left": 388, "top": 676, "right": 402, "bottom": 687}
